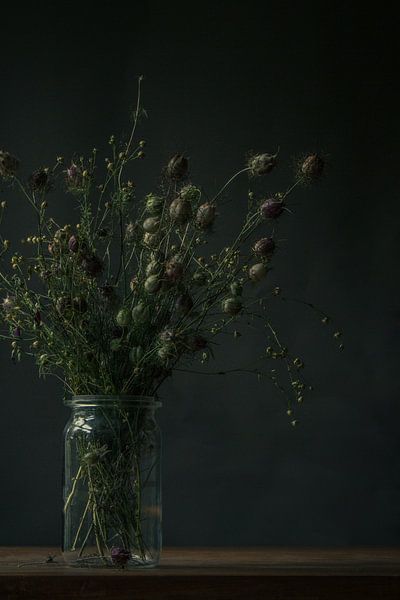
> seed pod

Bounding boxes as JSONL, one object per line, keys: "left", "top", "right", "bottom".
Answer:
{"left": 247, "top": 152, "right": 278, "bottom": 176}
{"left": 175, "top": 293, "right": 193, "bottom": 315}
{"left": 144, "top": 275, "right": 161, "bottom": 294}
{"left": 260, "top": 198, "right": 284, "bottom": 220}
{"left": 166, "top": 154, "right": 188, "bottom": 180}
{"left": 129, "top": 276, "right": 139, "bottom": 292}
{"left": 68, "top": 235, "right": 79, "bottom": 253}
{"left": 129, "top": 346, "right": 144, "bottom": 364}
{"left": 253, "top": 237, "right": 275, "bottom": 257}
{"left": 143, "top": 217, "right": 160, "bottom": 234}
{"left": 145, "top": 193, "right": 164, "bottom": 215}
{"left": 230, "top": 281, "right": 243, "bottom": 296}
{"left": 132, "top": 302, "right": 150, "bottom": 324}
{"left": 146, "top": 260, "right": 162, "bottom": 277}
{"left": 165, "top": 255, "right": 184, "bottom": 283}
{"left": 249, "top": 262, "right": 267, "bottom": 282}
{"left": 143, "top": 232, "right": 159, "bottom": 248}
{"left": 169, "top": 197, "right": 192, "bottom": 224}
{"left": 0, "top": 150, "right": 19, "bottom": 178}
{"left": 301, "top": 153, "right": 324, "bottom": 181}
{"left": 196, "top": 202, "right": 216, "bottom": 229}
{"left": 125, "top": 222, "right": 137, "bottom": 240}
{"left": 222, "top": 297, "right": 242, "bottom": 315}
{"left": 116, "top": 307, "right": 131, "bottom": 327}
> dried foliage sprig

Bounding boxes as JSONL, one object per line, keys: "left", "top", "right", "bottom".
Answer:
{"left": 0, "top": 78, "right": 341, "bottom": 422}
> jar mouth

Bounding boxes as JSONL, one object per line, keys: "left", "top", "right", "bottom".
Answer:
{"left": 65, "top": 395, "right": 161, "bottom": 408}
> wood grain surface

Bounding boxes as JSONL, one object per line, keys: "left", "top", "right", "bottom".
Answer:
{"left": 1, "top": 547, "right": 399, "bottom": 599}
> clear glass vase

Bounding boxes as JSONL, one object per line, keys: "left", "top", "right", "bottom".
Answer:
{"left": 62, "top": 395, "right": 161, "bottom": 568}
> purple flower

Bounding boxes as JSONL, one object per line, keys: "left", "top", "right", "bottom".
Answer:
{"left": 111, "top": 547, "right": 131, "bottom": 566}
{"left": 13, "top": 326, "right": 21, "bottom": 338}
{"left": 260, "top": 198, "right": 284, "bottom": 220}
{"left": 68, "top": 235, "right": 79, "bottom": 253}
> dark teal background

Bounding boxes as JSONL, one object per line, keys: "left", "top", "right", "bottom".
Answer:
{"left": 0, "top": 1, "right": 399, "bottom": 545}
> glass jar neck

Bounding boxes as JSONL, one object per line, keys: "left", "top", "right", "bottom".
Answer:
{"left": 65, "top": 395, "right": 161, "bottom": 409}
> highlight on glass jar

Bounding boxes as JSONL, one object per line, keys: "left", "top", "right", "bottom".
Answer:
{"left": 62, "top": 396, "right": 161, "bottom": 568}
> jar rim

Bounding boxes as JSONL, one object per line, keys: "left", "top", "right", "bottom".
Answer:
{"left": 65, "top": 394, "right": 161, "bottom": 408}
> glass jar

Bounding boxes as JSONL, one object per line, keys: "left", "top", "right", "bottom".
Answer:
{"left": 62, "top": 395, "right": 161, "bottom": 568}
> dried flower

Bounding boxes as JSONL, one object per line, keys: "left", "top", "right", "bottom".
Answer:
{"left": 249, "top": 263, "right": 267, "bottom": 282}
{"left": 300, "top": 153, "right": 324, "bottom": 181}
{"left": 81, "top": 254, "right": 103, "bottom": 277}
{"left": 0, "top": 151, "right": 19, "bottom": 178}
{"left": 247, "top": 152, "right": 278, "bottom": 176}
{"left": 169, "top": 197, "right": 192, "bottom": 224}
{"left": 196, "top": 202, "right": 216, "bottom": 230}
{"left": 253, "top": 237, "right": 275, "bottom": 257}
{"left": 29, "top": 168, "right": 50, "bottom": 192}
{"left": 260, "top": 198, "right": 284, "bottom": 220}
{"left": 222, "top": 297, "right": 242, "bottom": 315}
{"left": 166, "top": 154, "right": 188, "bottom": 180}
{"left": 2, "top": 296, "right": 15, "bottom": 313}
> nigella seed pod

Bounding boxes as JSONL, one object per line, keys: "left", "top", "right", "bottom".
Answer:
{"left": 175, "top": 293, "right": 193, "bottom": 315}
{"left": 249, "top": 263, "right": 268, "bottom": 282}
{"left": 146, "top": 260, "right": 162, "bottom": 277}
{"left": 143, "top": 217, "right": 160, "bottom": 234}
{"left": 143, "top": 232, "right": 159, "bottom": 248}
{"left": 132, "top": 302, "right": 150, "bottom": 324}
{"left": 129, "top": 346, "right": 144, "bottom": 364}
{"left": 248, "top": 152, "right": 278, "bottom": 176}
{"left": 166, "top": 154, "right": 188, "bottom": 180}
{"left": 260, "top": 198, "right": 284, "bottom": 220}
{"left": 81, "top": 254, "right": 103, "bottom": 277}
{"left": 180, "top": 184, "right": 200, "bottom": 202}
{"left": 222, "top": 297, "right": 242, "bottom": 316}
{"left": 253, "top": 237, "right": 275, "bottom": 257}
{"left": 196, "top": 202, "right": 216, "bottom": 230}
{"left": 29, "top": 168, "right": 50, "bottom": 192}
{"left": 144, "top": 275, "right": 162, "bottom": 294}
{"left": 111, "top": 547, "right": 131, "bottom": 566}
{"left": 301, "top": 153, "right": 324, "bottom": 181}
{"left": 145, "top": 193, "right": 164, "bottom": 215}
{"left": 165, "top": 255, "right": 184, "bottom": 283}
{"left": 187, "top": 334, "right": 207, "bottom": 352}
{"left": 116, "top": 308, "right": 131, "bottom": 328}
{"left": 230, "top": 281, "right": 243, "bottom": 296}
{"left": 169, "top": 197, "right": 192, "bottom": 224}
{"left": 0, "top": 150, "right": 19, "bottom": 178}
{"left": 68, "top": 235, "right": 79, "bottom": 253}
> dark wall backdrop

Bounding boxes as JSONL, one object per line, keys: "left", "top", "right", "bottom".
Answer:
{"left": 1, "top": 1, "right": 399, "bottom": 546}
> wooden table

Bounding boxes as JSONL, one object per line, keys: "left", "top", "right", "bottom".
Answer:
{"left": 1, "top": 547, "right": 399, "bottom": 599}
